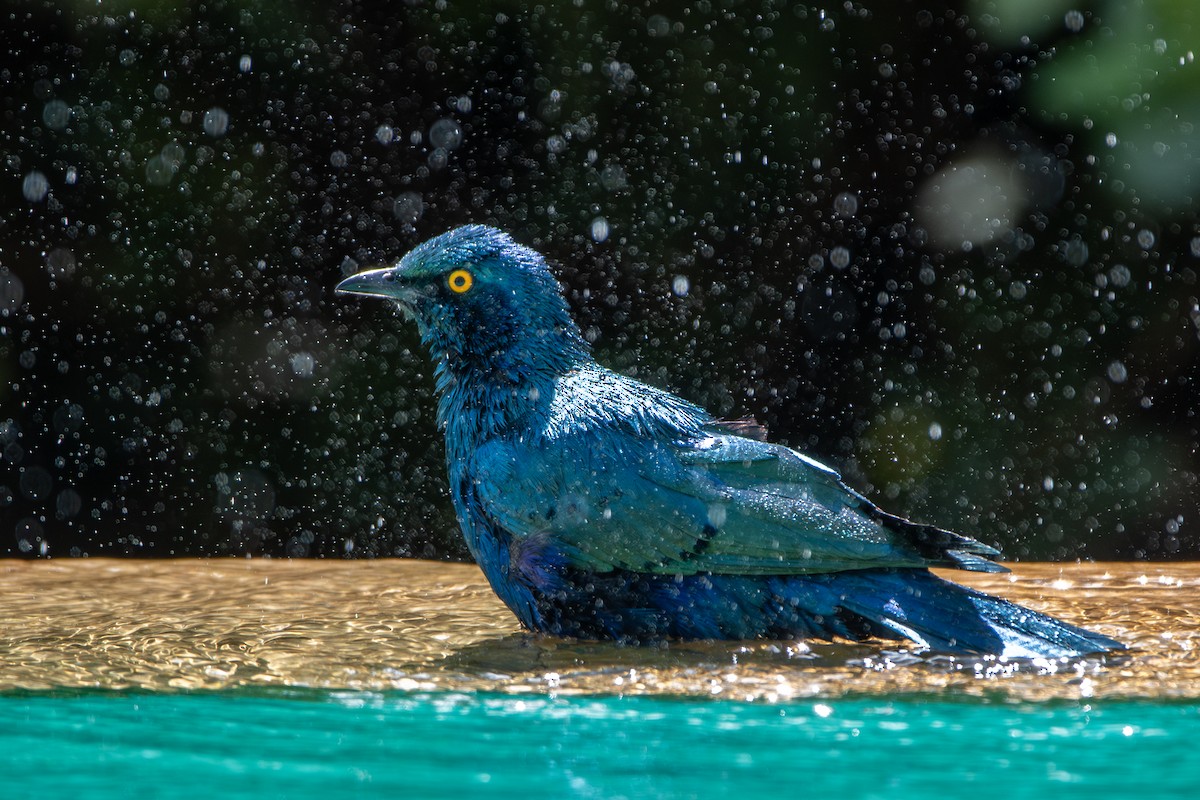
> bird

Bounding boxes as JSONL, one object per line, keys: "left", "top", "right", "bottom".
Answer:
{"left": 336, "top": 224, "right": 1123, "bottom": 659}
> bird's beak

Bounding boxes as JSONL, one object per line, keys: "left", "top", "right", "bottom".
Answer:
{"left": 335, "top": 266, "right": 404, "bottom": 299}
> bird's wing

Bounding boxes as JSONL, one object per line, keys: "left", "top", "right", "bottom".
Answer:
{"left": 673, "top": 431, "right": 1005, "bottom": 572}
{"left": 473, "top": 427, "right": 1005, "bottom": 576}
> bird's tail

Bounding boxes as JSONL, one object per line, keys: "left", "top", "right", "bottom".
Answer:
{"left": 810, "top": 568, "right": 1123, "bottom": 659}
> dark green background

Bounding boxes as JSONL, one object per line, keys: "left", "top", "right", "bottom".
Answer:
{"left": 2, "top": 0, "right": 1197, "bottom": 561}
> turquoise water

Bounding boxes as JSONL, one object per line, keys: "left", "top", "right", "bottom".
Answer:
{"left": 3, "top": 691, "right": 1197, "bottom": 799}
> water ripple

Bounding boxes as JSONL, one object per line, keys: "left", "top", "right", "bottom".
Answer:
{"left": 0, "top": 559, "right": 1188, "bottom": 700}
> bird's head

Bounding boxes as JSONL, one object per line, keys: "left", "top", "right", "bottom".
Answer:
{"left": 337, "top": 225, "right": 588, "bottom": 376}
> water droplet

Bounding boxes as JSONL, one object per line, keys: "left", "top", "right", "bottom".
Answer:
{"left": 203, "top": 107, "right": 230, "bottom": 137}
{"left": 1107, "top": 360, "right": 1128, "bottom": 384}
{"left": 1136, "top": 229, "right": 1156, "bottom": 249}
{"left": 647, "top": 15, "right": 671, "bottom": 37}
{"left": 153, "top": 83, "right": 170, "bottom": 101}
{"left": 1190, "top": 236, "right": 1200, "bottom": 257}
{"left": 833, "top": 192, "right": 859, "bottom": 218}
{"left": 18, "top": 466, "right": 52, "bottom": 502}
{"left": 600, "top": 164, "right": 627, "bottom": 191}
{"left": 392, "top": 191, "right": 425, "bottom": 224}
{"left": 162, "top": 143, "right": 186, "bottom": 166}
{"left": 428, "top": 118, "right": 463, "bottom": 150}
{"left": 672, "top": 275, "right": 690, "bottom": 297}
{"left": 1108, "top": 263, "right": 1131, "bottom": 287}
{"left": 375, "top": 125, "right": 395, "bottom": 145}
{"left": 22, "top": 171, "right": 49, "bottom": 202}
{"left": 145, "top": 155, "right": 175, "bottom": 186}
{"left": 1064, "top": 238, "right": 1089, "bottom": 265}
{"left": 56, "top": 488, "right": 82, "bottom": 519}
{"left": 1009, "top": 280, "right": 1027, "bottom": 299}
{"left": 42, "top": 100, "right": 70, "bottom": 129}
{"left": 590, "top": 217, "right": 610, "bottom": 242}
{"left": 829, "top": 246, "right": 851, "bottom": 269}
{"left": 1105, "top": 132, "right": 1118, "bottom": 148}
{"left": 928, "top": 422, "right": 943, "bottom": 441}
{"left": 239, "top": 54, "right": 252, "bottom": 73}
{"left": 916, "top": 154, "right": 1020, "bottom": 249}
{"left": 1064, "top": 10, "right": 1085, "bottom": 32}
{"left": 289, "top": 352, "right": 315, "bottom": 378}
{"left": 45, "top": 247, "right": 77, "bottom": 280}
{"left": 426, "top": 147, "right": 448, "bottom": 170}
{"left": 118, "top": 48, "right": 136, "bottom": 66}
{"left": 330, "top": 150, "right": 348, "bottom": 168}
{"left": 546, "top": 134, "right": 567, "bottom": 154}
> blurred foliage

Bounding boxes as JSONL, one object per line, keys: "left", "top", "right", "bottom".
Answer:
{"left": 1, "top": 0, "right": 1197, "bottom": 561}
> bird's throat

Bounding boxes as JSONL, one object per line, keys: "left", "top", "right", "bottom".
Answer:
{"left": 414, "top": 309, "right": 589, "bottom": 446}
{"left": 429, "top": 348, "right": 562, "bottom": 449}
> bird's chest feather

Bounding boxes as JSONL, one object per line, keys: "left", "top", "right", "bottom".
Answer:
{"left": 446, "top": 458, "right": 543, "bottom": 627}
{"left": 442, "top": 411, "right": 588, "bottom": 625}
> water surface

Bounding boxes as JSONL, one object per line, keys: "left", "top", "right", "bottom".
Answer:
{"left": 1, "top": 559, "right": 1193, "bottom": 700}
{"left": 4, "top": 559, "right": 1197, "bottom": 798}
{"left": 5, "top": 691, "right": 1197, "bottom": 799}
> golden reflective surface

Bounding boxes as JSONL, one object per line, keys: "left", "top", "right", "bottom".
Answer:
{"left": 1, "top": 559, "right": 1192, "bottom": 700}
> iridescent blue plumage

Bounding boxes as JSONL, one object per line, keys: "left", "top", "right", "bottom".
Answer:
{"left": 337, "top": 225, "right": 1122, "bottom": 658}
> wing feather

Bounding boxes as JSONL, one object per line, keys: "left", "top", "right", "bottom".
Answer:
{"left": 474, "top": 428, "right": 1006, "bottom": 576}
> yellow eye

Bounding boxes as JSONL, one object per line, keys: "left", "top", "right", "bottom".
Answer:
{"left": 447, "top": 269, "right": 473, "bottom": 294}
